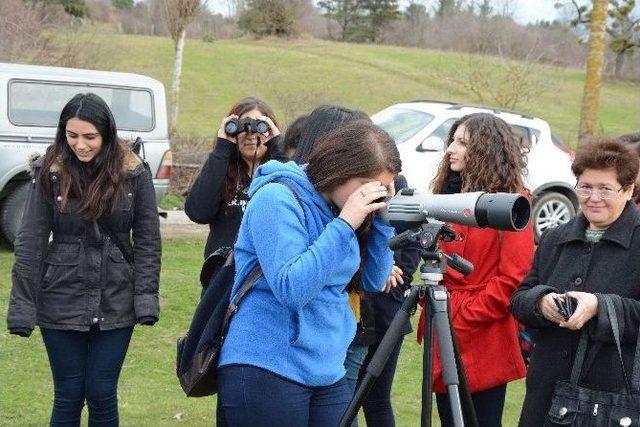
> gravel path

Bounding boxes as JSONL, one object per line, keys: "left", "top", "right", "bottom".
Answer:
{"left": 160, "top": 210, "right": 208, "bottom": 239}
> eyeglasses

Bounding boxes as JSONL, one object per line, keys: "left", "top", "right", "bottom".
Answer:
{"left": 575, "top": 185, "right": 624, "bottom": 200}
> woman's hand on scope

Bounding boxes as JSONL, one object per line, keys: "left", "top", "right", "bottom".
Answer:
{"left": 218, "top": 114, "right": 239, "bottom": 141}
{"left": 339, "top": 181, "right": 388, "bottom": 230}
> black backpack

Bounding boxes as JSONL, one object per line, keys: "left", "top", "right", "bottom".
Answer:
{"left": 175, "top": 180, "right": 302, "bottom": 397}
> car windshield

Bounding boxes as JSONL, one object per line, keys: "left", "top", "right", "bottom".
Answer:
{"left": 373, "top": 108, "right": 434, "bottom": 144}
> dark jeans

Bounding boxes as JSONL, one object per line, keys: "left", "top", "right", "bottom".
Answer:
{"left": 357, "top": 338, "right": 404, "bottom": 427}
{"left": 41, "top": 326, "right": 133, "bottom": 427}
{"left": 218, "top": 365, "right": 352, "bottom": 427}
{"left": 436, "top": 383, "right": 507, "bottom": 427}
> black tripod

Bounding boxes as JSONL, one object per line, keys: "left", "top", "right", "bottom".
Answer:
{"left": 339, "top": 222, "right": 479, "bottom": 427}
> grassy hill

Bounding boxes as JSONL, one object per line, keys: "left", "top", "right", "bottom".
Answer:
{"left": 90, "top": 34, "right": 640, "bottom": 145}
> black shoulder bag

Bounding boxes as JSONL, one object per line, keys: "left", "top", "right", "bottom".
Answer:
{"left": 545, "top": 295, "right": 640, "bottom": 426}
{"left": 176, "top": 180, "right": 304, "bottom": 397}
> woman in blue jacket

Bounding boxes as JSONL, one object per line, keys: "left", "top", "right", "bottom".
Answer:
{"left": 217, "top": 120, "right": 402, "bottom": 426}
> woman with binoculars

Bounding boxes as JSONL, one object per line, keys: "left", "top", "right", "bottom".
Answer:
{"left": 185, "top": 97, "right": 282, "bottom": 262}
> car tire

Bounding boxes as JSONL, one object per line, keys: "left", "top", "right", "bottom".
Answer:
{"left": 533, "top": 192, "right": 576, "bottom": 243}
{"left": 0, "top": 181, "right": 30, "bottom": 246}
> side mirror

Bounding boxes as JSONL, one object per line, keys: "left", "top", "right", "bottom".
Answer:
{"left": 416, "top": 136, "right": 445, "bottom": 152}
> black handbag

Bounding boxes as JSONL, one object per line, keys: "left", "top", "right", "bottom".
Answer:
{"left": 176, "top": 253, "right": 262, "bottom": 397}
{"left": 545, "top": 295, "right": 640, "bottom": 426}
{"left": 176, "top": 180, "right": 303, "bottom": 397}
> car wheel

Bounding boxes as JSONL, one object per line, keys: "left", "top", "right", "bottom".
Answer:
{"left": 0, "top": 181, "right": 30, "bottom": 246}
{"left": 533, "top": 192, "right": 576, "bottom": 243}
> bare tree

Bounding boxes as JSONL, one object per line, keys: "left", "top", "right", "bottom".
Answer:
{"left": 579, "top": 0, "right": 608, "bottom": 142}
{"left": 607, "top": 0, "right": 640, "bottom": 76}
{"left": 558, "top": 0, "right": 639, "bottom": 76}
{"left": 432, "top": 51, "right": 548, "bottom": 110}
{"left": 0, "top": 0, "right": 50, "bottom": 62}
{"left": 163, "top": 0, "right": 206, "bottom": 136}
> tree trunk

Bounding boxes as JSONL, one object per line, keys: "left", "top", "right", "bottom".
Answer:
{"left": 614, "top": 51, "right": 625, "bottom": 77}
{"left": 169, "top": 28, "right": 186, "bottom": 137}
{"left": 578, "top": 0, "right": 608, "bottom": 144}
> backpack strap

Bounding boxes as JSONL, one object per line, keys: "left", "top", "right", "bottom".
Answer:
{"left": 220, "top": 180, "right": 304, "bottom": 336}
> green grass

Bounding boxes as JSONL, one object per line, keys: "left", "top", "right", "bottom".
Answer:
{"left": 0, "top": 237, "right": 525, "bottom": 426}
{"left": 159, "top": 193, "right": 186, "bottom": 211}
{"left": 84, "top": 34, "right": 640, "bottom": 146}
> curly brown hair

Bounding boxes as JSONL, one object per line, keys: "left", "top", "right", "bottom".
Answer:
{"left": 431, "top": 113, "right": 528, "bottom": 194}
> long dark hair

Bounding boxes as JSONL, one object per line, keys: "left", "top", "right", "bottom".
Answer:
{"left": 222, "top": 96, "right": 279, "bottom": 209}
{"left": 280, "top": 113, "right": 308, "bottom": 159}
{"left": 292, "top": 105, "right": 369, "bottom": 164}
{"left": 307, "top": 120, "right": 402, "bottom": 292}
{"left": 431, "top": 113, "right": 528, "bottom": 194}
{"left": 40, "top": 93, "right": 128, "bottom": 221}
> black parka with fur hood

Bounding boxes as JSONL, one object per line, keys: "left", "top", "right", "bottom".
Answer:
{"left": 7, "top": 150, "right": 161, "bottom": 336}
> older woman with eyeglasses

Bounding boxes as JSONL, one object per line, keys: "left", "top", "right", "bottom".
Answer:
{"left": 511, "top": 139, "right": 640, "bottom": 426}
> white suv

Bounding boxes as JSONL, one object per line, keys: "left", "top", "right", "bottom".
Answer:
{"left": 372, "top": 101, "right": 578, "bottom": 241}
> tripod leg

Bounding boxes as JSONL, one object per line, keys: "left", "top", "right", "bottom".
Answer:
{"left": 422, "top": 296, "right": 434, "bottom": 427}
{"left": 338, "top": 287, "right": 421, "bottom": 427}
{"left": 432, "top": 313, "right": 464, "bottom": 427}
{"left": 428, "top": 289, "right": 479, "bottom": 427}
{"left": 451, "top": 317, "right": 479, "bottom": 427}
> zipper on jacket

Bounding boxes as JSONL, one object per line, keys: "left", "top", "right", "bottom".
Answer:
{"left": 592, "top": 403, "right": 598, "bottom": 416}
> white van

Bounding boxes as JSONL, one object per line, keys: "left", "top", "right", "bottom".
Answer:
{"left": 0, "top": 62, "right": 172, "bottom": 244}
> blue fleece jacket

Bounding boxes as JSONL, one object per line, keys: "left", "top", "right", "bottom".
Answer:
{"left": 218, "top": 160, "right": 395, "bottom": 386}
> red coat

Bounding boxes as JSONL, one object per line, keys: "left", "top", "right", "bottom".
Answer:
{"left": 417, "top": 223, "right": 534, "bottom": 393}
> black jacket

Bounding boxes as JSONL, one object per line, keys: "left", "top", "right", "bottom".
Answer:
{"left": 185, "top": 136, "right": 282, "bottom": 259}
{"left": 511, "top": 202, "right": 640, "bottom": 427}
{"left": 7, "top": 152, "right": 161, "bottom": 336}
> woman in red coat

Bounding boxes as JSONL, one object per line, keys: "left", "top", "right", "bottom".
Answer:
{"left": 417, "top": 113, "right": 535, "bottom": 427}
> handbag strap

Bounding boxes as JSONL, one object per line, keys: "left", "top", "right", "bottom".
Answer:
{"left": 632, "top": 318, "right": 640, "bottom": 391}
{"left": 603, "top": 295, "right": 632, "bottom": 393}
{"left": 570, "top": 328, "right": 589, "bottom": 385}
{"left": 571, "top": 295, "right": 632, "bottom": 392}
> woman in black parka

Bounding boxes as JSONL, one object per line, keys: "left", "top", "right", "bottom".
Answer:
{"left": 511, "top": 139, "right": 640, "bottom": 426}
{"left": 7, "top": 93, "right": 161, "bottom": 427}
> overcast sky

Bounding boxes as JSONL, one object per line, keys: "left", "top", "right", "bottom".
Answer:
{"left": 207, "top": 0, "right": 635, "bottom": 25}
{"left": 510, "top": 0, "right": 560, "bottom": 25}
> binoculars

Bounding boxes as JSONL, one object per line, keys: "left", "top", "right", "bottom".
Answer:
{"left": 224, "top": 118, "right": 270, "bottom": 136}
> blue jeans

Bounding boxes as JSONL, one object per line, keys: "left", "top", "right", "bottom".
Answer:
{"left": 41, "top": 326, "right": 133, "bottom": 427}
{"left": 344, "top": 343, "right": 368, "bottom": 395}
{"left": 218, "top": 365, "right": 352, "bottom": 427}
{"left": 343, "top": 343, "right": 368, "bottom": 427}
{"left": 359, "top": 339, "right": 404, "bottom": 427}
